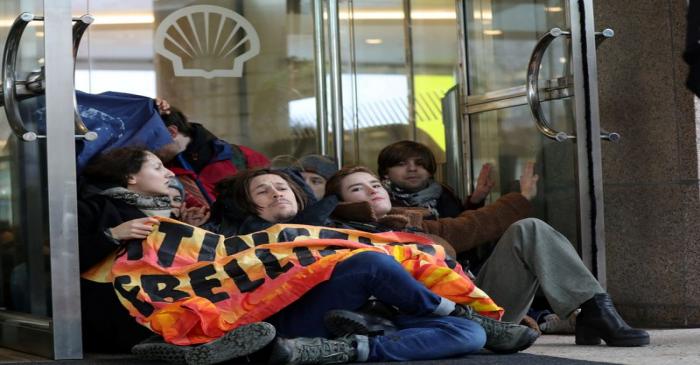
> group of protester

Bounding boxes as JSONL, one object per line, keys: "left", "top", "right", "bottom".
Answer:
{"left": 77, "top": 99, "right": 649, "bottom": 365}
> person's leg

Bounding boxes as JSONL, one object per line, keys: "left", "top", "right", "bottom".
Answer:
{"left": 268, "top": 251, "right": 455, "bottom": 338}
{"left": 476, "top": 218, "right": 604, "bottom": 322}
{"left": 367, "top": 315, "right": 486, "bottom": 361}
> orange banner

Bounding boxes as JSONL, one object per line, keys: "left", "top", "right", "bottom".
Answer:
{"left": 83, "top": 217, "right": 503, "bottom": 345}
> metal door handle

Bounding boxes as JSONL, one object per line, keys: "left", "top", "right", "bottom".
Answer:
{"left": 72, "top": 15, "right": 97, "bottom": 141}
{"left": 2, "top": 13, "right": 40, "bottom": 141}
{"left": 1, "top": 13, "right": 97, "bottom": 141}
{"left": 527, "top": 28, "right": 619, "bottom": 142}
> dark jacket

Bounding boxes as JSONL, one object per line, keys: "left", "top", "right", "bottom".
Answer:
{"left": 168, "top": 123, "right": 269, "bottom": 207}
{"left": 77, "top": 182, "right": 152, "bottom": 352}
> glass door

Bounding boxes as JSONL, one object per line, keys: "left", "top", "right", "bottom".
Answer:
{"left": 0, "top": 0, "right": 81, "bottom": 359}
{"left": 458, "top": 0, "right": 611, "bottom": 282}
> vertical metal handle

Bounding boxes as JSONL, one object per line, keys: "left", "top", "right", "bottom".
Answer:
{"left": 71, "top": 15, "right": 97, "bottom": 141}
{"left": 526, "top": 28, "right": 572, "bottom": 142}
{"left": 1, "top": 13, "right": 98, "bottom": 141}
{"left": 2, "top": 13, "right": 41, "bottom": 141}
{"left": 527, "top": 28, "right": 619, "bottom": 143}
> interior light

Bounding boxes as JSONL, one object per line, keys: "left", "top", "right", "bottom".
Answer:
{"left": 483, "top": 29, "right": 503, "bottom": 36}
{"left": 559, "top": 57, "right": 567, "bottom": 63}
{"left": 545, "top": 6, "right": 563, "bottom": 12}
{"left": 365, "top": 38, "right": 383, "bottom": 45}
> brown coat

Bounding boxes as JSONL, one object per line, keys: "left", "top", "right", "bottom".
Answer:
{"left": 331, "top": 192, "right": 532, "bottom": 255}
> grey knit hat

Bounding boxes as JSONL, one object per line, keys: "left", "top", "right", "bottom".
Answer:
{"left": 168, "top": 177, "right": 186, "bottom": 200}
{"left": 299, "top": 155, "right": 338, "bottom": 180}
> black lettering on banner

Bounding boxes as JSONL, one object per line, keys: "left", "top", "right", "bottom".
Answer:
{"left": 318, "top": 245, "right": 345, "bottom": 257}
{"left": 319, "top": 229, "right": 349, "bottom": 241}
{"left": 157, "top": 222, "right": 194, "bottom": 268}
{"left": 114, "top": 276, "right": 154, "bottom": 317}
{"left": 358, "top": 236, "right": 372, "bottom": 245}
{"left": 141, "top": 275, "right": 189, "bottom": 302}
{"left": 197, "top": 232, "right": 221, "bottom": 262}
{"left": 277, "top": 227, "right": 310, "bottom": 242}
{"left": 223, "top": 259, "right": 264, "bottom": 293}
{"left": 256, "top": 248, "right": 293, "bottom": 279}
{"left": 224, "top": 237, "right": 250, "bottom": 255}
{"left": 252, "top": 232, "right": 270, "bottom": 246}
{"left": 189, "top": 264, "right": 230, "bottom": 303}
{"left": 125, "top": 240, "right": 143, "bottom": 260}
{"left": 415, "top": 245, "right": 437, "bottom": 256}
{"left": 293, "top": 246, "right": 317, "bottom": 266}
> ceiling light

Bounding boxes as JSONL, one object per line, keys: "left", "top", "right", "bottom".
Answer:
{"left": 483, "top": 29, "right": 503, "bottom": 36}
{"left": 545, "top": 6, "right": 563, "bottom": 12}
{"left": 365, "top": 38, "right": 383, "bottom": 45}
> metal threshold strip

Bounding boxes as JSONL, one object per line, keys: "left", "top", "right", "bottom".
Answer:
{"left": 0, "top": 311, "right": 53, "bottom": 358}
{"left": 466, "top": 76, "right": 573, "bottom": 114}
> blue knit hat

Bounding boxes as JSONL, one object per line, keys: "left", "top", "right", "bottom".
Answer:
{"left": 168, "top": 177, "right": 186, "bottom": 200}
{"left": 299, "top": 155, "right": 338, "bottom": 180}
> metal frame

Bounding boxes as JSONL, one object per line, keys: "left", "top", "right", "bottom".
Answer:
{"left": 328, "top": 0, "right": 344, "bottom": 167}
{"left": 312, "top": 0, "right": 328, "bottom": 155}
{"left": 569, "top": 0, "right": 606, "bottom": 286}
{"left": 45, "top": 0, "right": 83, "bottom": 358}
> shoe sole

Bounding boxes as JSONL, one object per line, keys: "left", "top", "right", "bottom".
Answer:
{"left": 487, "top": 328, "right": 540, "bottom": 354}
{"left": 324, "top": 310, "right": 397, "bottom": 337}
{"left": 132, "top": 340, "right": 189, "bottom": 365}
{"left": 185, "top": 322, "right": 276, "bottom": 365}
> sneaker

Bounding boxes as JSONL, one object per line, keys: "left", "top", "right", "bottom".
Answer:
{"left": 185, "top": 322, "right": 276, "bottom": 365}
{"left": 131, "top": 335, "right": 190, "bottom": 364}
{"left": 451, "top": 304, "right": 539, "bottom": 354}
{"left": 268, "top": 337, "right": 357, "bottom": 365}
{"left": 324, "top": 309, "right": 397, "bottom": 337}
{"left": 540, "top": 311, "right": 577, "bottom": 334}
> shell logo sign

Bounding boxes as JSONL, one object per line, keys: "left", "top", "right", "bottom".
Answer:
{"left": 154, "top": 5, "right": 261, "bottom": 79}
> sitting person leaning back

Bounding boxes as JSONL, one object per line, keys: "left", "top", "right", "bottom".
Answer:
{"left": 205, "top": 168, "right": 540, "bottom": 364}
{"left": 325, "top": 166, "right": 650, "bottom": 347}
{"left": 77, "top": 147, "right": 274, "bottom": 364}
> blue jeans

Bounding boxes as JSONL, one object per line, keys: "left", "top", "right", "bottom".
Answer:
{"left": 267, "top": 251, "right": 485, "bottom": 361}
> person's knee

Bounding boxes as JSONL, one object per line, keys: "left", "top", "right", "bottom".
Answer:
{"left": 337, "top": 251, "right": 399, "bottom": 277}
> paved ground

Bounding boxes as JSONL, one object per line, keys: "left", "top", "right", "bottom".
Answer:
{"left": 525, "top": 329, "right": 700, "bottom": 364}
{"left": 1, "top": 329, "right": 698, "bottom": 364}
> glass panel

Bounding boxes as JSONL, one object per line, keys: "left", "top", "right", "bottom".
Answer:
{"left": 0, "top": 1, "right": 52, "bottom": 318}
{"left": 469, "top": 100, "right": 579, "bottom": 248}
{"left": 76, "top": 0, "right": 319, "bottom": 162}
{"left": 465, "top": 0, "right": 569, "bottom": 94}
{"left": 339, "top": 0, "right": 460, "bottom": 172}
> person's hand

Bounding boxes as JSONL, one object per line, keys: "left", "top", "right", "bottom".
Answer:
{"left": 155, "top": 98, "right": 171, "bottom": 115}
{"left": 470, "top": 163, "right": 495, "bottom": 204}
{"left": 180, "top": 204, "right": 211, "bottom": 227}
{"left": 519, "top": 162, "right": 539, "bottom": 201}
{"left": 109, "top": 217, "right": 159, "bottom": 240}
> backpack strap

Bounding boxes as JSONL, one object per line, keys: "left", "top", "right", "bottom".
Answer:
{"left": 229, "top": 144, "right": 247, "bottom": 171}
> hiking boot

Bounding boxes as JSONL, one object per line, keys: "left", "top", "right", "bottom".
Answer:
{"left": 268, "top": 336, "right": 359, "bottom": 365}
{"left": 185, "top": 322, "right": 277, "bottom": 365}
{"left": 324, "top": 309, "right": 397, "bottom": 337}
{"left": 576, "top": 293, "right": 650, "bottom": 347}
{"left": 451, "top": 304, "right": 539, "bottom": 354}
{"left": 131, "top": 335, "right": 190, "bottom": 364}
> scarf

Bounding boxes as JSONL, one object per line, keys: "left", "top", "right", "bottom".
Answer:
{"left": 99, "top": 187, "right": 172, "bottom": 217}
{"left": 387, "top": 180, "right": 443, "bottom": 218}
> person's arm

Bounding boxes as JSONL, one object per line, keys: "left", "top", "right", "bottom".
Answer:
{"left": 421, "top": 192, "right": 532, "bottom": 254}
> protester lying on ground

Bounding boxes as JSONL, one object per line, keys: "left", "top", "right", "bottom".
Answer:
{"left": 155, "top": 99, "right": 269, "bottom": 208}
{"left": 78, "top": 147, "right": 275, "bottom": 364}
{"left": 378, "top": 140, "right": 495, "bottom": 219}
{"left": 325, "top": 166, "right": 650, "bottom": 347}
{"left": 214, "top": 168, "right": 539, "bottom": 361}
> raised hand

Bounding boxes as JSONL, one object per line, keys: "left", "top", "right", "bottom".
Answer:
{"left": 470, "top": 163, "right": 496, "bottom": 204}
{"left": 155, "top": 98, "right": 171, "bottom": 115}
{"left": 109, "top": 217, "right": 159, "bottom": 241}
{"left": 519, "top": 162, "right": 539, "bottom": 201}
